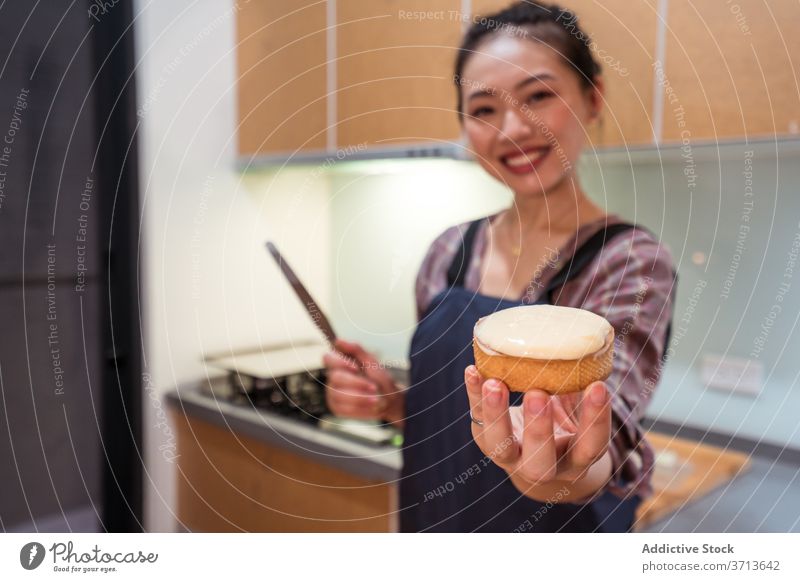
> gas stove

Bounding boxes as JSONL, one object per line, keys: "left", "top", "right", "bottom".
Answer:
{"left": 202, "top": 342, "right": 404, "bottom": 446}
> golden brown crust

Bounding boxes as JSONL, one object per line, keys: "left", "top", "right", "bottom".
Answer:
{"left": 472, "top": 330, "right": 614, "bottom": 394}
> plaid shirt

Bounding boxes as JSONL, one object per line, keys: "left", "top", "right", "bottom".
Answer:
{"left": 414, "top": 213, "right": 676, "bottom": 501}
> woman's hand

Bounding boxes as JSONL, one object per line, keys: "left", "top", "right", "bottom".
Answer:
{"left": 323, "top": 339, "right": 405, "bottom": 427}
{"left": 464, "top": 364, "right": 613, "bottom": 503}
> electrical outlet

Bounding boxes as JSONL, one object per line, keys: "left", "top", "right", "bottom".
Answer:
{"left": 700, "top": 354, "right": 763, "bottom": 396}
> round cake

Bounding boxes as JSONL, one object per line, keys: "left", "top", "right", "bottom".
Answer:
{"left": 472, "top": 305, "right": 614, "bottom": 394}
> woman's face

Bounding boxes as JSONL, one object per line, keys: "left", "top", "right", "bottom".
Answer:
{"left": 459, "top": 33, "right": 602, "bottom": 198}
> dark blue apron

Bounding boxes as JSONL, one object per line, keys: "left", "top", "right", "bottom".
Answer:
{"left": 399, "top": 219, "right": 642, "bottom": 532}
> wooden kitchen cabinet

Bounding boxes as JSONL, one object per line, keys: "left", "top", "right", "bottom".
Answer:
{"left": 335, "top": 0, "right": 464, "bottom": 150}
{"left": 472, "top": 0, "right": 659, "bottom": 147}
{"left": 662, "top": 0, "right": 800, "bottom": 141}
{"left": 173, "top": 412, "right": 395, "bottom": 532}
{"left": 236, "top": 0, "right": 800, "bottom": 161}
{"left": 237, "top": 0, "right": 328, "bottom": 156}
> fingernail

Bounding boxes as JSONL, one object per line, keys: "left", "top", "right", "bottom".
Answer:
{"left": 466, "top": 365, "right": 477, "bottom": 379}
{"left": 483, "top": 382, "right": 501, "bottom": 405}
{"left": 526, "top": 394, "right": 547, "bottom": 415}
{"left": 590, "top": 384, "right": 607, "bottom": 406}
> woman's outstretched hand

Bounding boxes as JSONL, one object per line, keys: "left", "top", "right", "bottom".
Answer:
{"left": 464, "top": 364, "right": 613, "bottom": 503}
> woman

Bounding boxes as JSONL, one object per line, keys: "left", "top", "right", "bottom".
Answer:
{"left": 324, "top": 2, "right": 675, "bottom": 532}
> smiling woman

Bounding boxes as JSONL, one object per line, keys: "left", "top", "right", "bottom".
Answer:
{"left": 324, "top": 1, "right": 677, "bottom": 533}
{"left": 454, "top": 7, "right": 603, "bottom": 209}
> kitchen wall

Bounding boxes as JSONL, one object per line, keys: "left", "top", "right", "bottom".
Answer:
{"left": 580, "top": 141, "right": 800, "bottom": 450}
{"left": 326, "top": 159, "right": 511, "bottom": 364}
{"left": 135, "top": 0, "right": 330, "bottom": 532}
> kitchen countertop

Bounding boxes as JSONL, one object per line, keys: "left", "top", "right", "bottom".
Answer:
{"left": 165, "top": 376, "right": 403, "bottom": 483}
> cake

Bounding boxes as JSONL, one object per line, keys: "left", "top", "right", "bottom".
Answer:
{"left": 472, "top": 304, "right": 614, "bottom": 393}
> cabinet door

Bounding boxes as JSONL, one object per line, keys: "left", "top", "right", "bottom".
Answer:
{"left": 472, "top": 0, "right": 659, "bottom": 147}
{"left": 663, "top": 0, "right": 800, "bottom": 141}
{"left": 336, "top": 0, "right": 463, "bottom": 150}
{"left": 173, "top": 414, "right": 394, "bottom": 532}
{"left": 237, "top": 0, "right": 328, "bottom": 156}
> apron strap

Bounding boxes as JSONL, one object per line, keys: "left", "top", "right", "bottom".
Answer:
{"left": 545, "top": 222, "right": 676, "bottom": 362}
{"left": 444, "top": 219, "right": 637, "bottom": 293}
{"left": 545, "top": 222, "right": 637, "bottom": 301}
{"left": 446, "top": 218, "right": 483, "bottom": 288}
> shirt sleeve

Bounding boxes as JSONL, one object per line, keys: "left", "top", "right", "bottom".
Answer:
{"left": 558, "top": 228, "right": 676, "bottom": 501}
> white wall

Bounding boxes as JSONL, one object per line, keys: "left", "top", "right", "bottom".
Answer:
{"left": 134, "top": 0, "right": 330, "bottom": 532}
{"left": 326, "top": 160, "right": 511, "bottom": 364}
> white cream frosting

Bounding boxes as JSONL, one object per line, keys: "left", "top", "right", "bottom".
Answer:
{"left": 474, "top": 305, "right": 612, "bottom": 360}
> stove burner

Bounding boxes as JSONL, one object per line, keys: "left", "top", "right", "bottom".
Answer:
{"left": 227, "top": 368, "right": 329, "bottom": 425}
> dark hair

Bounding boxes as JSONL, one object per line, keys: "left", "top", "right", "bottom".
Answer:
{"left": 454, "top": 1, "right": 602, "bottom": 117}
